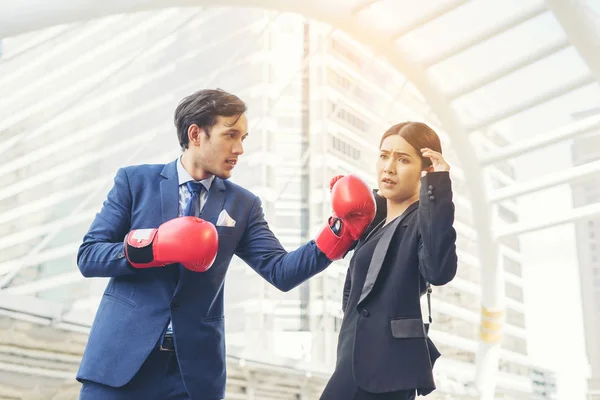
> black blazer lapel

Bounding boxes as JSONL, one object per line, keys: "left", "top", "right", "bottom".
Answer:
{"left": 358, "top": 201, "right": 419, "bottom": 306}
{"left": 160, "top": 160, "right": 179, "bottom": 223}
{"left": 357, "top": 190, "right": 387, "bottom": 247}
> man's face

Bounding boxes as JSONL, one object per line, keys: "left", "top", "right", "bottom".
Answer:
{"left": 195, "top": 113, "right": 248, "bottom": 180}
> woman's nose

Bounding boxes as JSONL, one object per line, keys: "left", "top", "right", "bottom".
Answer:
{"left": 384, "top": 158, "right": 395, "bottom": 174}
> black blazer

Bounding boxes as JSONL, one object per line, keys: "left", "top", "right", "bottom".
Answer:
{"left": 341, "top": 171, "right": 458, "bottom": 395}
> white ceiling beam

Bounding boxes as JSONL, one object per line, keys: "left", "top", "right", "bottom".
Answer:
{"left": 423, "top": 3, "right": 547, "bottom": 67}
{"left": 480, "top": 113, "right": 600, "bottom": 165}
{"left": 448, "top": 37, "right": 570, "bottom": 100}
{"left": 467, "top": 73, "right": 595, "bottom": 132}
{"left": 546, "top": 0, "right": 600, "bottom": 82}
{"left": 496, "top": 202, "right": 600, "bottom": 237}
{"left": 390, "top": 0, "right": 470, "bottom": 40}
{"left": 490, "top": 159, "right": 600, "bottom": 203}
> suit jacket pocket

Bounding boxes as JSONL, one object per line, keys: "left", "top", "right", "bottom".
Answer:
{"left": 216, "top": 226, "right": 235, "bottom": 236}
{"left": 204, "top": 315, "right": 225, "bottom": 322}
{"left": 390, "top": 317, "right": 426, "bottom": 338}
{"left": 104, "top": 292, "right": 136, "bottom": 308}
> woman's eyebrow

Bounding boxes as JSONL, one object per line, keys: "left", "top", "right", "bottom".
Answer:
{"left": 380, "top": 149, "right": 413, "bottom": 157}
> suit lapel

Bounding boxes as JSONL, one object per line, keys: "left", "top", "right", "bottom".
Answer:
{"left": 199, "top": 177, "right": 226, "bottom": 225}
{"left": 356, "top": 190, "right": 387, "bottom": 249}
{"left": 158, "top": 160, "right": 182, "bottom": 290}
{"left": 173, "top": 177, "right": 226, "bottom": 299}
{"left": 358, "top": 201, "right": 419, "bottom": 306}
{"left": 160, "top": 160, "right": 179, "bottom": 223}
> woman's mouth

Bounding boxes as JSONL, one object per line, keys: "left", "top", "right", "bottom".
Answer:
{"left": 382, "top": 177, "right": 396, "bottom": 185}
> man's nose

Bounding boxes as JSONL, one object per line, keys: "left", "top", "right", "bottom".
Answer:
{"left": 232, "top": 140, "right": 244, "bottom": 155}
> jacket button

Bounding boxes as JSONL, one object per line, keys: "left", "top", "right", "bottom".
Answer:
{"left": 117, "top": 252, "right": 125, "bottom": 258}
{"left": 360, "top": 309, "right": 370, "bottom": 317}
{"left": 428, "top": 185, "right": 434, "bottom": 190}
{"left": 170, "top": 303, "right": 179, "bottom": 310}
{"left": 427, "top": 190, "right": 433, "bottom": 196}
{"left": 429, "top": 195, "right": 435, "bottom": 201}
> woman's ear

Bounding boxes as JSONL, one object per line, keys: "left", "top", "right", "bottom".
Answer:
{"left": 421, "top": 165, "right": 434, "bottom": 177}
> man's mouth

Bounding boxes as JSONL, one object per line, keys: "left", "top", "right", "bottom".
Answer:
{"left": 226, "top": 159, "right": 237, "bottom": 166}
{"left": 382, "top": 177, "right": 396, "bottom": 184}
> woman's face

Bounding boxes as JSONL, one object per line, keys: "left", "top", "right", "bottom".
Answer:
{"left": 376, "top": 134, "right": 423, "bottom": 203}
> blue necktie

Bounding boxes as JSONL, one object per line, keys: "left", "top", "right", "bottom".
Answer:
{"left": 164, "top": 181, "right": 206, "bottom": 342}
{"left": 184, "top": 181, "right": 205, "bottom": 217}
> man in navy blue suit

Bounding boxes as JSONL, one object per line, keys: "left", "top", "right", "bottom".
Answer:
{"left": 76, "top": 88, "right": 377, "bottom": 399}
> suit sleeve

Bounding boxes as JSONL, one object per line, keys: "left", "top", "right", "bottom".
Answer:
{"left": 77, "top": 168, "right": 137, "bottom": 278}
{"left": 235, "top": 197, "right": 332, "bottom": 292}
{"left": 417, "top": 171, "right": 458, "bottom": 286}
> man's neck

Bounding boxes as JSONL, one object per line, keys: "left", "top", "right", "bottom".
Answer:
{"left": 181, "top": 152, "right": 212, "bottom": 181}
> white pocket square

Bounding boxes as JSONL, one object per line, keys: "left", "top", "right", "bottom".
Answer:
{"left": 216, "top": 210, "right": 236, "bottom": 227}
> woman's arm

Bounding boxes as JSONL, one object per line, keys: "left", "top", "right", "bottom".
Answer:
{"left": 417, "top": 171, "right": 458, "bottom": 285}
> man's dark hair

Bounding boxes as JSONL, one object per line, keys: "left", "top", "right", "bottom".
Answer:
{"left": 174, "top": 88, "right": 247, "bottom": 150}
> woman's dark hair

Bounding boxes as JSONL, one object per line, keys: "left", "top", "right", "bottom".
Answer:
{"left": 379, "top": 121, "right": 442, "bottom": 169}
{"left": 174, "top": 88, "right": 247, "bottom": 150}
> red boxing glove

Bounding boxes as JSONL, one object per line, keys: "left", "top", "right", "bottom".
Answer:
{"left": 329, "top": 175, "right": 344, "bottom": 191}
{"left": 315, "top": 175, "right": 376, "bottom": 260}
{"left": 124, "top": 216, "right": 218, "bottom": 272}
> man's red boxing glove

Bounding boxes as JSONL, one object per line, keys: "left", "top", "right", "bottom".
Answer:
{"left": 124, "top": 216, "right": 219, "bottom": 272}
{"left": 315, "top": 175, "right": 376, "bottom": 260}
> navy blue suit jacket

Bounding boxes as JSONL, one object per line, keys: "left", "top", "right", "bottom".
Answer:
{"left": 76, "top": 159, "right": 331, "bottom": 399}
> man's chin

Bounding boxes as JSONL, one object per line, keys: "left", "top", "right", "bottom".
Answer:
{"left": 215, "top": 171, "right": 232, "bottom": 180}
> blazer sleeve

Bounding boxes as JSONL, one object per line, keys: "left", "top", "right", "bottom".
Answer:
{"left": 77, "top": 168, "right": 137, "bottom": 278}
{"left": 235, "top": 196, "right": 332, "bottom": 292}
{"left": 417, "top": 171, "right": 458, "bottom": 286}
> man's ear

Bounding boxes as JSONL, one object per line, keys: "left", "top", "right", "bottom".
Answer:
{"left": 188, "top": 124, "right": 202, "bottom": 146}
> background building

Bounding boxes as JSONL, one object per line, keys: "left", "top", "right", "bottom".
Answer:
{"left": 571, "top": 131, "right": 600, "bottom": 400}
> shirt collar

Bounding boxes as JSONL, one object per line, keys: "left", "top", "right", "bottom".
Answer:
{"left": 177, "top": 156, "right": 215, "bottom": 191}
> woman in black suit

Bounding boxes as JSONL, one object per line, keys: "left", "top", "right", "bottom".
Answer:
{"left": 320, "top": 121, "right": 458, "bottom": 400}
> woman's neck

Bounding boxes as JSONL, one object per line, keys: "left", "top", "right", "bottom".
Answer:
{"left": 386, "top": 192, "right": 419, "bottom": 225}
